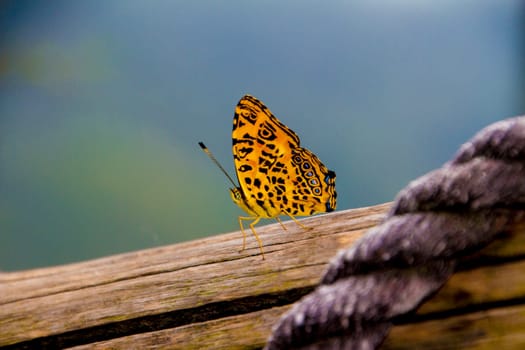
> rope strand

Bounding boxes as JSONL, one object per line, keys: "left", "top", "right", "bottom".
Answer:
{"left": 265, "top": 116, "right": 525, "bottom": 350}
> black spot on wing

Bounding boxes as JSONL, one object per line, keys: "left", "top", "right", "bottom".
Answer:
{"left": 238, "top": 165, "right": 253, "bottom": 172}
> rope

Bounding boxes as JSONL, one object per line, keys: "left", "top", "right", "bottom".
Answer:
{"left": 265, "top": 116, "right": 525, "bottom": 350}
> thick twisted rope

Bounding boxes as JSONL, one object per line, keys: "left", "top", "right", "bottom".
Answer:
{"left": 265, "top": 116, "right": 525, "bottom": 350}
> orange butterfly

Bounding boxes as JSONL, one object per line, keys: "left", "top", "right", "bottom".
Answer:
{"left": 200, "top": 95, "right": 336, "bottom": 259}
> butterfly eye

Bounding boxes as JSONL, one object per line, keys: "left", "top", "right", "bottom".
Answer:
{"left": 293, "top": 156, "right": 302, "bottom": 163}
{"left": 313, "top": 187, "right": 321, "bottom": 195}
{"left": 305, "top": 171, "right": 314, "bottom": 178}
{"left": 302, "top": 162, "right": 311, "bottom": 170}
{"left": 309, "top": 179, "right": 319, "bottom": 186}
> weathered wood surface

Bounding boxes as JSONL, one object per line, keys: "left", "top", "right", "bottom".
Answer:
{"left": 2, "top": 203, "right": 525, "bottom": 349}
{"left": 0, "top": 203, "right": 388, "bottom": 349}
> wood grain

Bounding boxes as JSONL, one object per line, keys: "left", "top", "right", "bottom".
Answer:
{"left": 385, "top": 304, "right": 525, "bottom": 350}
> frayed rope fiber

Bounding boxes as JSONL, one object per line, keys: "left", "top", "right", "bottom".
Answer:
{"left": 265, "top": 116, "right": 525, "bottom": 350}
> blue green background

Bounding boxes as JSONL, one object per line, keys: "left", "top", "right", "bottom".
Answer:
{"left": 1, "top": 1, "right": 523, "bottom": 271}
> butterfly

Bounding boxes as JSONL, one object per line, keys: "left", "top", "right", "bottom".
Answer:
{"left": 199, "top": 95, "right": 336, "bottom": 259}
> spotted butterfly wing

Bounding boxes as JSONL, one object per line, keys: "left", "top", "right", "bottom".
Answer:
{"left": 232, "top": 95, "right": 336, "bottom": 220}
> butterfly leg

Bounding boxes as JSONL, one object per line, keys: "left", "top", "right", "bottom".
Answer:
{"left": 284, "top": 211, "right": 313, "bottom": 231}
{"left": 238, "top": 216, "right": 251, "bottom": 252}
{"left": 238, "top": 216, "right": 265, "bottom": 259}
{"left": 275, "top": 217, "right": 288, "bottom": 231}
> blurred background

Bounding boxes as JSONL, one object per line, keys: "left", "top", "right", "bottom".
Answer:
{"left": 0, "top": 1, "right": 523, "bottom": 271}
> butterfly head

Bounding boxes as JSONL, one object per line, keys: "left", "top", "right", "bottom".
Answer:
{"left": 229, "top": 187, "right": 243, "bottom": 205}
{"left": 229, "top": 187, "right": 258, "bottom": 216}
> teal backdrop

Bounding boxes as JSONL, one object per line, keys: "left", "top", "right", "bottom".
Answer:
{"left": 0, "top": 1, "right": 523, "bottom": 270}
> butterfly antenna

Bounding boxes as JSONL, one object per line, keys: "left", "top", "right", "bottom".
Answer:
{"left": 198, "top": 142, "right": 238, "bottom": 188}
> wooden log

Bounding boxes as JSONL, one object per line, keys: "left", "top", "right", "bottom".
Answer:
{"left": 385, "top": 304, "right": 525, "bottom": 350}
{"left": 2, "top": 203, "right": 525, "bottom": 349}
{"left": 0, "top": 203, "right": 389, "bottom": 349}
